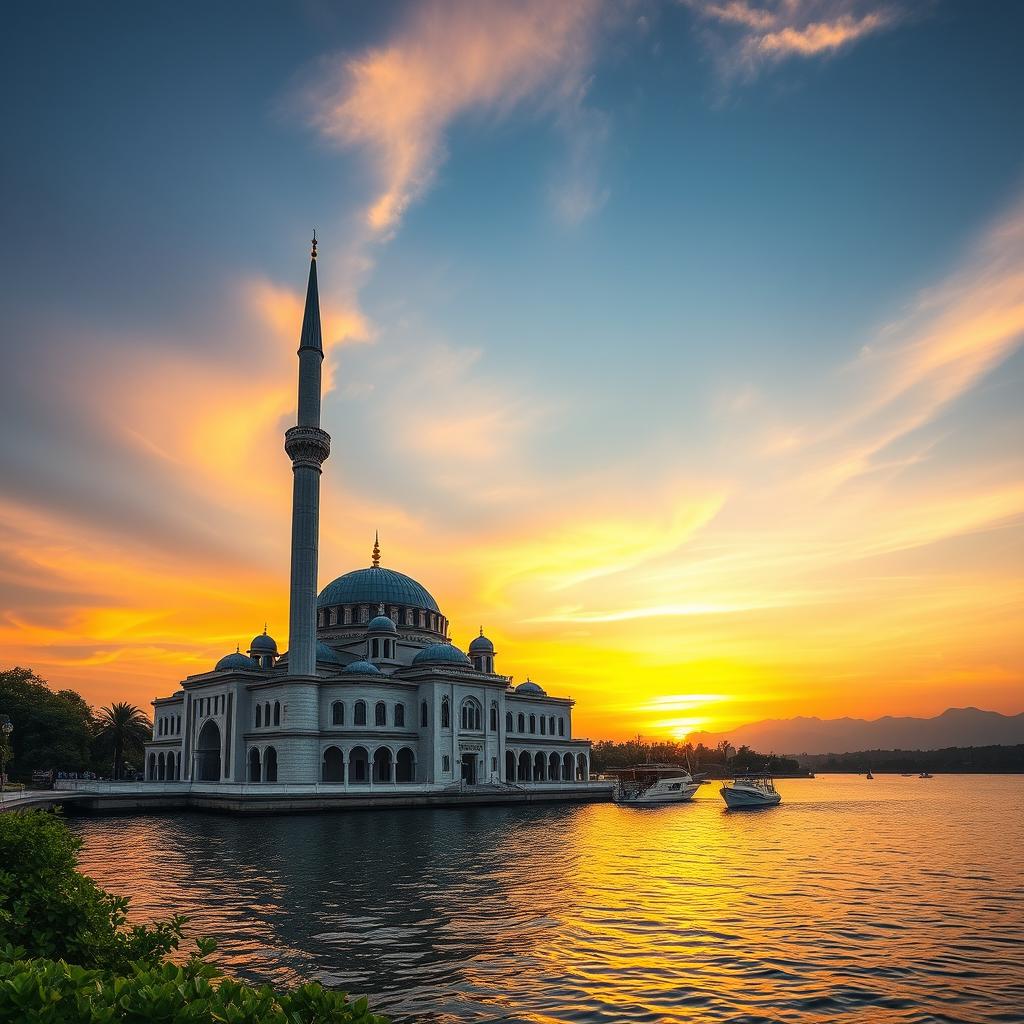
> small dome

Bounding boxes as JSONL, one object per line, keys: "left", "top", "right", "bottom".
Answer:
{"left": 316, "top": 641, "right": 345, "bottom": 664}
{"left": 469, "top": 630, "right": 494, "bottom": 654}
{"left": 412, "top": 643, "right": 472, "bottom": 667}
{"left": 515, "top": 679, "right": 547, "bottom": 696}
{"left": 215, "top": 651, "right": 256, "bottom": 672}
{"left": 342, "top": 659, "right": 382, "bottom": 675}
{"left": 250, "top": 630, "right": 278, "bottom": 654}
{"left": 366, "top": 614, "right": 398, "bottom": 634}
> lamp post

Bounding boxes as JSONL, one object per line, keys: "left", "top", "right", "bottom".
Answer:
{"left": 0, "top": 715, "right": 12, "bottom": 794}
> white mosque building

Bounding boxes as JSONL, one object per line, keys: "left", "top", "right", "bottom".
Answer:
{"left": 142, "top": 237, "right": 593, "bottom": 799}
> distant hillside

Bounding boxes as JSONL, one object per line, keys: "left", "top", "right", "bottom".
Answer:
{"left": 687, "top": 707, "right": 1024, "bottom": 755}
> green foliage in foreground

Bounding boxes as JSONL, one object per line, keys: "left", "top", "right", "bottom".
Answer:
{"left": 0, "top": 812, "right": 389, "bottom": 1023}
{"left": 0, "top": 948, "right": 387, "bottom": 1024}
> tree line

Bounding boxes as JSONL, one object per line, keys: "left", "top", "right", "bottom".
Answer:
{"left": 589, "top": 737, "right": 805, "bottom": 776}
{"left": 0, "top": 666, "right": 150, "bottom": 782}
{"left": 800, "top": 744, "right": 1024, "bottom": 773}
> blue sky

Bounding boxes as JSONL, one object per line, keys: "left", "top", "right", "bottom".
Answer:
{"left": 1, "top": 1, "right": 1022, "bottom": 736}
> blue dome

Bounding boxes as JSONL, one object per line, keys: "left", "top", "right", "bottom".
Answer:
{"left": 516, "top": 679, "right": 547, "bottom": 696}
{"left": 469, "top": 631, "right": 494, "bottom": 654}
{"left": 366, "top": 615, "right": 398, "bottom": 634}
{"left": 250, "top": 631, "right": 278, "bottom": 654}
{"left": 215, "top": 651, "right": 256, "bottom": 672}
{"left": 316, "top": 641, "right": 344, "bottom": 664}
{"left": 342, "top": 659, "right": 382, "bottom": 675}
{"left": 318, "top": 567, "right": 439, "bottom": 613}
{"left": 412, "top": 643, "right": 472, "bottom": 667}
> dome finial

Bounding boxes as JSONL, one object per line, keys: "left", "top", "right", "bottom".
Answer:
{"left": 479, "top": 625, "right": 484, "bottom": 637}
{"left": 372, "top": 530, "right": 381, "bottom": 568}
{"left": 311, "top": 229, "right": 318, "bottom": 260}
{"left": 263, "top": 622, "right": 268, "bottom": 635}
{"left": 378, "top": 602, "right": 385, "bottom": 616}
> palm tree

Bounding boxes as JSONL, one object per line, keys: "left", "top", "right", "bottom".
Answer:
{"left": 96, "top": 703, "right": 150, "bottom": 780}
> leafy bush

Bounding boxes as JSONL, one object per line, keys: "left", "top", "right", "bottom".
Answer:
{"left": 0, "top": 947, "right": 388, "bottom": 1023}
{"left": 0, "top": 810, "right": 184, "bottom": 972}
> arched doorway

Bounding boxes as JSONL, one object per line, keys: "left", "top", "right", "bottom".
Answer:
{"left": 148, "top": 752, "right": 156, "bottom": 780}
{"left": 157, "top": 752, "right": 166, "bottom": 780}
{"left": 534, "top": 751, "right": 546, "bottom": 781}
{"left": 248, "top": 747, "right": 261, "bottom": 782}
{"left": 577, "top": 752, "right": 588, "bottom": 781}
{"left": 195, "top": 720, "right": 222, "bottom": 781}
{"left": 563, "top": 752, "right": 574, "bottom": 781}
{"left": 506, "top": 750, "right": 516, "bottom": 782}
{"left": 396, "top": 747, "right": 415, "bottom": 783}
{"left": 264, "top": 746, "right": 278, "bottom": 783}
{"left": 373, "top": 746, "right": 392, "bottom": 783}
{"left": 322, "top": 746, "right": 345, "bottom": 782}
{"left": 549, "top": 752, "right": 560, "bottom": 780}
{"left": 518, "top": 750, "right": 531, "bottom": 782}
{"left": 349, "top": 746, "right": 369, "bottom": 783}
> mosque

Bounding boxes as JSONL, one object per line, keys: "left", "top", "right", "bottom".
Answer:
{"left": 142, "top": 237, "right": 594, "bottom": 801}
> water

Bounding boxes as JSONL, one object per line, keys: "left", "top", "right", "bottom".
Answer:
{"left": 71, "top": 775, "right": 1024, "bottom": 1023}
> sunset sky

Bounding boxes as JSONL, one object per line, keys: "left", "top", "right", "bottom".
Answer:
{"left": 1, "top": 1, "right": 1022, "bottom": 740}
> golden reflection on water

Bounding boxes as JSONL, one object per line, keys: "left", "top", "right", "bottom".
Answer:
{"left": 73, "top": 776, "right": 1024, "bottom": 1023}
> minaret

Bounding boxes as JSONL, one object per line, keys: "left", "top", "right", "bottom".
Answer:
{"left": 284, "top": 232, "right": 331, "bottom": 676}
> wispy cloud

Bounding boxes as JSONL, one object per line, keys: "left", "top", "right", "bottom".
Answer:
{"left": 685, "top": 0, "right": 901, "bottom": 79}
{"left": 305, "top": 0, "right": 606, "bottom": 233}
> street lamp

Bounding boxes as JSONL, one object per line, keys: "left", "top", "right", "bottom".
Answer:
{"left": 0, "top": 715, "right": 13, "bottom": 794}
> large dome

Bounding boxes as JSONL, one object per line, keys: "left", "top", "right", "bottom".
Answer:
{"left": 317, "top": 566, "right": 440, "bottom": 613}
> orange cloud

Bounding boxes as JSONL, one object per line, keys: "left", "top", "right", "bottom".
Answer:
{"left": 306, "top": 0, "right": 604, "bottom": 232}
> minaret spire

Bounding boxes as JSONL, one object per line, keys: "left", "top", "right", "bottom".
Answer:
{"left": 372, "top": 530, "right": 381, "bottom": 568}
{"left": 284, "top": 233, "right": 331, "bottom": 677}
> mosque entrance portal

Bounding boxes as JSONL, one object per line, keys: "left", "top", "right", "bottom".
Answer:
{"left": 460, "top": 753, "right": 477, "bottom": 785}
{"left": 195, "top": 719, "right": 222, "bottom": 782}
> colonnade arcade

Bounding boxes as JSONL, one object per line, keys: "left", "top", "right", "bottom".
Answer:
{"left": 505, "top": 749, "right": 589, "bottom": 783}
{"left": 319, "top": 743, "right": 417, "bottom": 784}
{"left": 147, "top": 750, "right": 182, "bottom": 780}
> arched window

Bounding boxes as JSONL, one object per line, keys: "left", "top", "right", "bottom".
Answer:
{"left": 375, "top": 701, "right": 386, "bottom": 727}
{"left": 395, "top": 703, "right": 405, "bottom": 727}
{"left": 420, "top": 700, "right": 428, "bottom": 727}
{"left": 273, "top": 701, "right": 281, "bottom": 726}
{"left": 349, "top": 745, "right": 369, "bottom": 782}
{"left": 322, "top": 746, "right": 344, "bottom": 782}
{"left": 371, "top": 638, "right": 379, "bottom": 659}
{"left": 506, "top": 711, "right": 513, "bottom": 731}
{"left": 264, "top": 701, "right": 270, "bottom": 726}
{"left": 396, "top": 747, "right": 414, "bottom": 782}
{"left": 157, "top": 752, "right": 165, "bottom": 780}
{"left": 354, "top": 700, "right": 366, "bottom": 726}
{"left": 442, "top": 754, "right": 451, "bottom": 773}
{"left": 540, "top": 716, "right": 546, "bottom": 735}
{"left": 148, "top": 752, "right": 156, "bottom": 780}
{"left": 490, "top": 703, "right": 498, "bottom": 731}
{"left": 549, "top": 715, "right": 556, "bottom": 735}
{"left": 256, "top": 704, "right": 262, "bottom": 727}
{"left": 460, "top": 698, "right": 481, "bottom": 731}
{"left": 332, "top": 701, "right": 344, "bottom": 726}
{"left": 517, "top": 712, "right": 525, "bottom": 732}
{"left": 344, "top": 606, "right": 352, "bottom": 624}
{"left": 406, "top": 609, "right": 414, "bottom": 625}
{"left": 176, "top": 715, "right": 181, "bottom": 733}
{"left": 264, "top": 746, "right": 278, "bottom": 783}
{"left": 441, "top": 697, "right": 450, "bottom": 729}
{"left": 529, "top": 714, "right": 536, "bottom": 734}
{"left": 248, "top": 747, "right": 261, "bottom": 782}
{"left": 558, "top": 718, "right": 565, "bottom": 737}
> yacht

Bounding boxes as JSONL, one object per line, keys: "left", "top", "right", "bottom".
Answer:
{"left": 919, "top": 771, "right": 933, "bottom": 779}
{"left": 720, "top": 774, "right": 781, "bottom": 809}
{"left": 866, "top": 769, "right": 874, "bottom": 779}
{"left": 610, "top": 765, "right": 702, "bottom": 805}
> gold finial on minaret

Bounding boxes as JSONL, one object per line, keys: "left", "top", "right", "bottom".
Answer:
{"left": 372, "top": 530, "right": 380, "bottom": 568}
{"left": 311, "top": 229, "right": 318, "bottom": 260}
{"left": 479, "top": 626, "right": 484, "bottom": 637}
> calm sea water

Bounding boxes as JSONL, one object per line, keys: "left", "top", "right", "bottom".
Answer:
{"left": 71, "top": 776, "right": 1024, "bottom": 1023}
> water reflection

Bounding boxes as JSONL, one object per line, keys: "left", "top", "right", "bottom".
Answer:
{"left": 73, "top": 776, "right": 1024, "bottom": 1022}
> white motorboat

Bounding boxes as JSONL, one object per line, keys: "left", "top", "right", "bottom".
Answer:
{"left": 610, "top": 764, "right": 703, "bottom": 805}
{"left": 720, "top": 774, "right": 781, "bottom": 809}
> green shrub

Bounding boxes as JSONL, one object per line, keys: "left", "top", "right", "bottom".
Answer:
{"left": 0, "top": 810, "right": 184, "bottom": 972}
{"left": 0, "top": 946, "right": 388, "bottom": 1023}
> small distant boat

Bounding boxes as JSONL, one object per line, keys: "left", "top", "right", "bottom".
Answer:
{"left": 610, "top": 765, "right": 703, "bottom": 805}
{"left": 866, "top": 769, "right": 874, "bottom": 779}
{"left": 720, "top": 774, "right": 781, "bottom": 809}
{"left": 919, "top": 772, "right": 933, "bottom": 779}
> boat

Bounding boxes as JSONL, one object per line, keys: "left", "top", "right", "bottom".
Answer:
{"left": 919, "top": 772, "right": 933, "bottom": 779}
{"left": 720, "top": 773, "right": 781, "bottom": 809}
{"left": 609, "top": 764, "right": 703, "bottom": 805}
{"left": 866, "top": 769, "right": 874, "bottom": 779}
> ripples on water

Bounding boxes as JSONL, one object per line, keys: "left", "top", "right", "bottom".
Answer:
{"left": 72, "top": 776, "right": 1024, "bottom": 1023}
